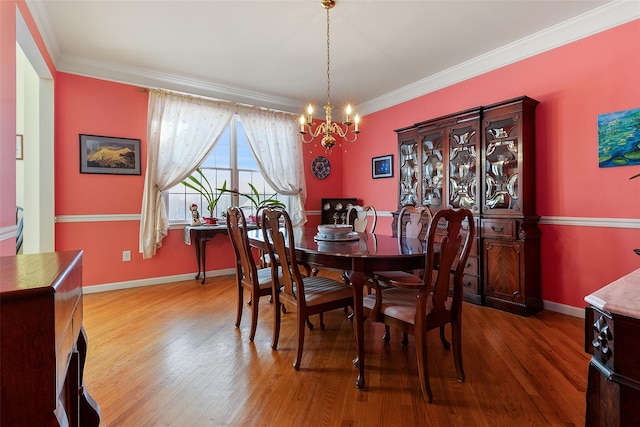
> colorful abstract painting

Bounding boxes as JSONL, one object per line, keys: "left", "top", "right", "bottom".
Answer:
{"left": 598, "top": 107, "right": 640, "bottom": 168}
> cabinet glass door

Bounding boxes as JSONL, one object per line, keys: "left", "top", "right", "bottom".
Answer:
{"left": 484, "top": 117, "right": 520, "bottom": 212}
{"left": 399, "top": 141, "right": 419, "bottom": 206}
{"left": 449, "top": 124, "right": 479, "bottom": 211}
{"left": 421, "top": 131, "right": 445, "bottom": 209}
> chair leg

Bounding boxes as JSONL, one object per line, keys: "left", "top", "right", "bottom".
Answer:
{"left": 439, "top": 325, "right": 450, "bottom": 350}
{"left": 235, "top": 286, "right": 244, "bottom": 328}
{"left": 306, "top": 318, "right": 314, "bottom": 330}
{"left": 294, "top": 312, "right": 306, "bottom": 370}
{"left": 415, "top": 327, "right": 433, "bottom": 403}
{"left": 451, "top": 319, "right": 465, "bottom": 382}
{"left": 272, "top": 296, "right": 281, "bottom": 350}
{"left": 319, "top": 312, "right": 325, "bottom": 330}
{"left": 401, "top": 332, "right": 408, "bottom": 348}
{"left": 248, "top": 291, "right": 259, "bottom": 342}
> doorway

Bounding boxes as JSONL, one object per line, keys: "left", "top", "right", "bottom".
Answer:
{"left": 15, "top": 8, "right": 54, "bottom": 254}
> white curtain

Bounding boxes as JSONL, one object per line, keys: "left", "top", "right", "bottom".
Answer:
{"left": 139, "top": 90, "right": 236, "bottom": 258}
{"left": 238, "top": 106, "right": 307, "bottom": 227}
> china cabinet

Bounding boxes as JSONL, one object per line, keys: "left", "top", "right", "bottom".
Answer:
{"left": 321, "top": 198, "right": 357, "bottom": 225}
{"left": 392, "top": 96, "right": 541, "bottom": 315}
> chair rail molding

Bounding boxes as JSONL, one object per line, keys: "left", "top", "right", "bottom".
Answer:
{"left": 0, "top": 225, "right": 18, "bottom": 242}
{"left": 55, "top": 214, "right": 141, "bottom": 223}
{"left": 539, "top": 216, "right": 640, "bottom": 229}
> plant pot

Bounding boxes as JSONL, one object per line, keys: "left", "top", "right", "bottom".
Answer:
{"left": 203, "top": 217, "right": 217, "bottom": 225}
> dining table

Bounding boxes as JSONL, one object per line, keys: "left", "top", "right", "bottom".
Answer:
{"left": 246, "top": 226, "right": 426, "bottom": 390}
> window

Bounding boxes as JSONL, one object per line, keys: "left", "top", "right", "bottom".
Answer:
{"left": 166, "top": 115, "right": 285, "bottom": 223}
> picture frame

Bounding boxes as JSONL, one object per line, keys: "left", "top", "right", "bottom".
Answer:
{"left": 80, "top": 134, "right": 141, "bottom": 175}
{"left": 16, "top": 134, "right": 23, "bottom": 160}
{"left": 598, "top": 107, "right": 640, "bottom": 168}
{"left": 372, "top": 154, "right": 393, "bottom": 179}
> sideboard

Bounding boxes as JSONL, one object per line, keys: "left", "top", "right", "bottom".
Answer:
{"left": 1, "top": 250, "right": 100, "bottom": 426}
{"left": 584, "top": 268, "right": 640, "bottom": 426}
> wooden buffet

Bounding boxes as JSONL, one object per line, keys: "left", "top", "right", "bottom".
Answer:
{"left": 0, "top": 250, "right": 100, "bottom": 426}
{"left": 584, "top": 268, "right": 640, "bottom": 426}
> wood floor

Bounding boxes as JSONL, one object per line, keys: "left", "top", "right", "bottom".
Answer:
{"left": 82, "top": 273, "right": 590, "bottom": 426}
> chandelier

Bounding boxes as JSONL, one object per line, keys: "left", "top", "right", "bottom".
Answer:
{"left": 299, "top": 0, "right": 360, "bottom": 152}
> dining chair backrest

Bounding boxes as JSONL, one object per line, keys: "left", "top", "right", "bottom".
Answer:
{"left": 424, "top": 208, "right": 475, "bottom": 313}
{"left": 347, "top": 205, "right": 377, "bottom": 233}
{"left": 227, "top": 207, "right": 257, "bottom": 282}
{"left": 397, "top": 205, "right": 432, "bottom": 240}
{"left": 261, "top": 207, "right": 305, "bottom": 307}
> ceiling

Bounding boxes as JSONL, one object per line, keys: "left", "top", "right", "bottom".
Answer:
{"left": 24, "top": 0, "right": 635, "bottom": 116}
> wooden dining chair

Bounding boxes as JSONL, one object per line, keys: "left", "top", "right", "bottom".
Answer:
{"left": 363, "top": 208, "right": 475, "bottom": 402}
{"left": 261, "top": 207, "right": 354, "bottom": 370}
{"left": 374, "top": 205, "right": 433, "bottom": 287}
{"left": 226, "top": 206, "right": 278, "bottom": 342}
{"left": 347, "top": 205, "right": 377, "bottom": 233}
{"left": 372, "top": 205, "right": 433, "bottom": 343}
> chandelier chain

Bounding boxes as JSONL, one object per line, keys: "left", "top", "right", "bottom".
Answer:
{"left": 326, "top": 6, "right": 331, "bottom": 107}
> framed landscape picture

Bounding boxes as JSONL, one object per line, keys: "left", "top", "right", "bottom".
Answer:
{"left": 80, "top": 134, "right": 141, "bottom": 175}
{"left": 372, "top": 154, "right": 393, "bottom": 179}
{"left": 598, "top": 107, "right": 640, "bottom": 168}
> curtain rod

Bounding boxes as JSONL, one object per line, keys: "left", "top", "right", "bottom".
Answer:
{"left": 137, "top": 87, "right": 298, "bottom": 119}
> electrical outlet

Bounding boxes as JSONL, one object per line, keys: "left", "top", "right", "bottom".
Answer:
{"left": 122, "top": 250, "right": 131, "bottom": 262}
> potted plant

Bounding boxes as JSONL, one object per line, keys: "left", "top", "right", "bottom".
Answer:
{"left": 222, "top": 183, "right": 285, "bottom": 222}
{"left": 182, "top": 168, "right": 228, "bottom": 224}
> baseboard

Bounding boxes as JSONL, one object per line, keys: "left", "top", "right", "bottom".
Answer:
{"left": 83, "top": 268, "right": 236, "bottom": 294}
{"left": 543, "top": 300, "right": 585, "bottom": 318}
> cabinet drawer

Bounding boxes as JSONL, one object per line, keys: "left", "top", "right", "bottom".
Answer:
{"left": 463, "top": 256, "right": 478, "bottom": 276}
{"left": 462, "top": 274, "right": 478, "bottom": 294}
{"left": 482, "top": 219, "right": 515, "bottom": 239}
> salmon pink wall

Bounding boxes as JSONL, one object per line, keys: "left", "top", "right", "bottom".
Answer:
{"left": 301, "top": 136, "right": 346, "bottom": 228}
{"left": 54, "top": 74, "right": 235, "bottom": 286}
{"left": 342, "top": 19, "right": 640, "bottom": 309}
{"left": 0, "top": 0, "right": 18, "bottom": 255}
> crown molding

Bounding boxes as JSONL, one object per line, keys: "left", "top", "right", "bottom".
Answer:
{"left": 56, "top": 55, "right": 302, "bottom": 114}
{"left": 358, "top": 1, "right": 640, "bottom": 115}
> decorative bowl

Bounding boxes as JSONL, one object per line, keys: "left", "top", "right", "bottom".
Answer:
{"left": 317, "top": 224, "right": 353, "bottom": 236}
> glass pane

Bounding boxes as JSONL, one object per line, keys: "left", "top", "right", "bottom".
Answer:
{"left": 485, "top": 117, "right": 519, "bottom": 210}
{"left": 448, "top": 125, "right": 478, "bottom": 210}
{"left": 421, "top": 132, "right": 444, "bottom": 208}
{"left": 201, "top": 126, "right": 231, "bottom": 169}
{"left": 399, "top": 142, "right": 419, "bottom": 206}
{"left": 237, "top": 121, "right": 258, "bottom": 169}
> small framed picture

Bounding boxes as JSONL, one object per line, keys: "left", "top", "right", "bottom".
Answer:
{"left": 16, "top": 135, "right": 24, "bottom": 160}
{"left": 79, "top": 134, "right": 141, "bottom": 175}
{"left": 372, "top": 154, "right": 393, "bottom": 179}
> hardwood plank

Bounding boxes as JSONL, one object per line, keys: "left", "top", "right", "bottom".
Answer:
{"left": 82, "top": 274, "right": 589, "bottom": 426}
